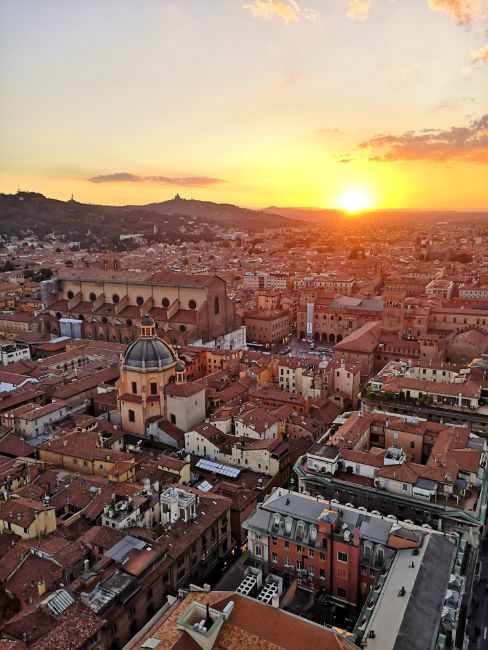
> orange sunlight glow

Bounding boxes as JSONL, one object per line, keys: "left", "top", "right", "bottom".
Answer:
{"left": 335, "top": 188, "right": 373, "bottom": 213}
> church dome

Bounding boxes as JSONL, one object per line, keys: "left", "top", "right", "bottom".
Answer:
{"left": 123, "top": 337, "right": 176, "bottom": 369}
{"left": 123, "top": 314, "right": 177, "bottom": 369}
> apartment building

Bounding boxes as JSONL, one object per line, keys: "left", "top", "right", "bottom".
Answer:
{"left": 294, "top": 410, "right": 487, "bottom": 540}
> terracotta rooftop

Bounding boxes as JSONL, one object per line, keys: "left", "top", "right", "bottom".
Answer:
{"left": 0, "top": 496, "right": 53, "bottom": 529}
{"left": 136, "top": 591, "right": 356, "bottom": 649}
{"left": 165, "top": 382, "right": 205, "bottom": 398}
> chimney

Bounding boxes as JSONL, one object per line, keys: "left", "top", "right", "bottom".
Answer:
{"left": 176, "top": 600, "right": 234, "bottom": 650}
{"left": 80, "top": 592, "right": 91, "bottom": 608}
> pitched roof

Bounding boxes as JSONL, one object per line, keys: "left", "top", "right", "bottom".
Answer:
{"left": 140, "top": 591, "right": 357, "bottom": 649}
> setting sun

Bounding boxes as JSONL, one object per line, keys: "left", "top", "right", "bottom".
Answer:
{"left": 336, "top": 188, "right": 373, "bottom": 213}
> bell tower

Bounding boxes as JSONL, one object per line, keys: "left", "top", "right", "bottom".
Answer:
{"left": 382, "top": 283, "right": 406, "bottom": 336}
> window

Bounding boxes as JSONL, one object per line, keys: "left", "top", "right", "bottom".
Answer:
{"left": 162, "top": 297, "right": 170, "bottom": 307}
{"left": 296, "top": 545, "right": 302, "bottom": 553}
{"left": 272, "top": 552, "right": 277, "bottom": 563}
{"left": 296, "top": 560, "right": 303, "bottom": 570}
{"left": 272, "top": 537, "right": 277, "bottom": 545}
{"left": 214, "top": 296, "right": 220, "bottom": 315}
{"left": 401, "top": 483, "right": 408, "bottom": 492}
{"left": 338, "top": 552, "right": 348, "bottom": 563}
{"left": 410, "top": 441, "right": 415, "bottom": 448}
{"left": 67, "top": 290, "right": 74, "bottom": 300}
{"left": 255, "top": 545, "right": 262, "bottom": 557}
{"left": 284, "top": 541, "right": 289, "bottom": 549}
{"left": 309, "top": 565, "right": 314, "bottom": 576}
{"left": 188, "top": 299, "right": 197, "bottom": 309}
{"left": 128, "top": 409, "right": 135, "bottom": 422}
{"left": 150, "top": 382, "right": 157, "bottom": 395}
{"left": 170, "top": 413, "right": 176, "bottom": 424}
{"left": 319, "top": 568, "right": 325, "bottom": 578}
{"left": 136, "top": 296, "right": 144, "bottom": 306}
{"left": 131, "top": 381, "right": 137, "bottom": 394}
{"left": 309, "top": 549, "right": 314, "bottom": 558}
{"left": 112, "top": 294, "right": 120, "bottom": 304}
{"left": 320, "top": 552, "right": 326, "bottom": 561}
{"left": 89, "top": 292, "right": 97, "bottom": 302}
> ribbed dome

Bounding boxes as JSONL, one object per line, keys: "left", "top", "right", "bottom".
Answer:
{"left": 123, "top": 337, "right": 176, "bottom": 369}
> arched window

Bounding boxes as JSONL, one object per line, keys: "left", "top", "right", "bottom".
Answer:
{"left": 136, "top": 296, "right": 144, "bottom": 306}
{"left": 112, "top": 294, "right": 120, "bottom": 304}
{"left": 188, "top": 299, "right": 196, "bottom": 310}
{"left": 67, "top": 290, "right": 74, "bottom": 300}
{"left": 214, "top": 296, "right": 220, "bottom": 315}
{"left": 89, "top": 292, "right": 97, "bottom": 302}
{"left": 162, "top": 298, "right": 170, "bottom": 308}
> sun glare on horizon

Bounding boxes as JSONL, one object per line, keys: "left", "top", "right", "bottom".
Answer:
{"left": 336, "top": 188, "right": 373, "bottom": 213}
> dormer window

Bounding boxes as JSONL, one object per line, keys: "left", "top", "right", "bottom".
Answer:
{"left": 284, "top": 516, "right": 293, "bottom": 536}
{"left": 296, "top": 521, "right": 305, "bottom": 539}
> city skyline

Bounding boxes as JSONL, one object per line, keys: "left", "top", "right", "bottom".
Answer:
{"left": 0, "top": 0, "right": 487, "bottom": 210}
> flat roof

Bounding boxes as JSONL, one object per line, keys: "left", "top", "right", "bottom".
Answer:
{"left": 363, "top": 534, "right": 455, "bottom": 650}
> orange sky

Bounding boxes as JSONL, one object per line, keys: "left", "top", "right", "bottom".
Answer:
{"left": 1, "top": 1, "right": 487, "bottom": 210}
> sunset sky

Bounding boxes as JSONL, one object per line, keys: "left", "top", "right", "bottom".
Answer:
{"left": 0, "top": 0, "right": 487, "bottom": 210}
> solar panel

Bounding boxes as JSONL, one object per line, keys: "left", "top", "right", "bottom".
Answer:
{"left": 195, "top": 458, "right": 241, "bottom": 479}
{"left": 195, "top": 480, "right": 213, "bottom": 492}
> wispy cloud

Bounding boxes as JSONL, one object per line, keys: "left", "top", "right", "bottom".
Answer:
{"left": 358, "top": 114, "right": 488, "bottom": 163}
{"left": 88, "top": 173, "right": 225, "bottom": 187}
{"left": 346, "top": 0, "right": 372, "bottom": 20}
{"left": 242, "top": 0, "right": 317, "bottom": 23}
{"left": 428, "top": 0, "right": 486, "bottom": 24}
{"left": 384, "top": 63, "right": 422, "bottom": 85}
{"left": 471, "top": 43, "right": 488, "bottom": 61}
{"left": 433, "top": 97, "right": 476, "bottom": 110}
{"left": 317, "top": 127, "right": 341, "bottom": 136}
{"left": 343, "top": 0, "right": 487, "bottom": 23}
{"left": 242, "top": 0, "right": 300, "bottom": 22}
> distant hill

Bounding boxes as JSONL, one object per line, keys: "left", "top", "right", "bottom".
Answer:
{"left": 123, "top": 195, "right": 299, "bottom": 229}
{"left": 264, "top": 206, "right": 343, "bottom": 222}
{"left": 0, "top": 192, "right": 302, "bottom": 247}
